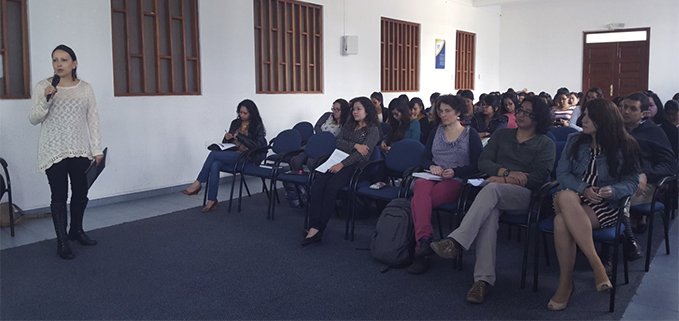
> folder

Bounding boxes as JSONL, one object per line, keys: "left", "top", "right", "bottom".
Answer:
{"left": 86, "top": 147, "right": 108, "bottom": 189}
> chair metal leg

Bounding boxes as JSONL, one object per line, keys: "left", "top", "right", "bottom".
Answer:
{"left": 203, "top": 177, "right": 209, "bottom": 207}
{"left": 435, "top": 210, "right": 443, "bottom": 239}
{"left": 228, "top": 173, "right": 238, "bottom": 213}
{"left": 533, "top": 229, "right": 541, "bottom": 292}
{"left": 663, "top": 210, "right": 670, "bottom": 255}
{"left": 520, "top": 223, "right": 531, "bottom": 289}
{"left": 645, "top": 211, "right": 655, "bottom": 272}
{"left": 543, "top": 232, "right": 551, "bottom": 266}
{"left": 243, "top": 178, "right": 252, "bottom": 197}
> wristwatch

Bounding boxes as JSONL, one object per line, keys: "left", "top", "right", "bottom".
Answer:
{"left": 503, "top": 170, "right": 510, "bottom": 183}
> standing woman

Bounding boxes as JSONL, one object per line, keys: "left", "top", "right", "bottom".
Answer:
{"left": 29, "top": 45, "right": 103, "bottom": 259}
{"left": 548, "top": 98, "right": 640, "bottom": 311}
{"left": 302, "top": 97, "right": 381, "bottom": 246}
{"left": 182, "top": 99, "right": 266, "bottom": 212}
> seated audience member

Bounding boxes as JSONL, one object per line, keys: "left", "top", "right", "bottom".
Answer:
{"left": 407, "top": 95, "right": 483, "bottom": 275}
{"left": 568, "top": 92, "right": 581, "bottom": 108}
{"left": 458, "top": 90, "right": 475, "bottom": 124}
{"left": 429, "top": 96, "right": 556, "bottom": 304}
{"left": 371, "top": 91, "right": 389, "bottom": 123}
{"left": 284, "top": 99, "right": 351, "bottom": 208}
{"left": 410, "top": 97, "right": 432, "bottom": 144}
{"left": 313, "top": 98, "right": 350, "bottom": 135}
{"left": 500, "top": 92, "right": 519, "bottom": 129}
{"left": 517, "top": 91, "right": 527, "bottom": 104}
{"left": 665, "top": 99, "right": 679, "bottom": 127}
{"left": 553, "top": 88, "right": 576, "bottom": 127}
{"left": 182, "top": 99, "right": 266, "bottom": 212}
{"left": 469, "top": 94, "right": 508, "bottom": 138}
{"left": 596, "top": 92, "right": 676, "bottom": 267}
{"left": 381, "top": 98, "right": 420, "bottom": 153}
{"left": 302, "top": 97, "right": 381, "bottom": 246}
{"left": 647, "top": 91, "right": 679, "bottom": 159}
{"left": 474, "top": 93, "right": 488, "bottom": 114}
{"left": 548, "top": 98, "right": 640, "bottom": 311}
{"left": 426, "top": 92, "right": 441, "bottom": 121}
{"left": 673, "top": 93, "right": 679, "bottom": 101}
{"left": 571, "top": 87, "right": 603, "bottom": 130}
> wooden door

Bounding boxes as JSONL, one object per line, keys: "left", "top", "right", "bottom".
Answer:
{"left": 582, "top": 28, "right": 650, "bottom": 98}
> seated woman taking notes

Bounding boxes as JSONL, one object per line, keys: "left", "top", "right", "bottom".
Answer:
{"left": 407, "top": 95, "right": 483, "bottom": 275}
{"left": 302, "top": 97, "right": 381, "bottom": 246}
{"left": 182, "top": 99, "right": 266, "bottom": 213}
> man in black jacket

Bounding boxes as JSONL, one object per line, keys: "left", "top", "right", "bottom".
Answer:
{"left": 603, "top": 92, "right": 678, "bottom": 267}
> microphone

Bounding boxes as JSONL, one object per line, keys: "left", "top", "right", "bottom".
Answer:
{"left": 46, "top": 75, "right": 60, "bottom": 102}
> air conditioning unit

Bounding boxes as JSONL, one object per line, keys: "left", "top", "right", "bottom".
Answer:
{"left": 341, "top": 36, "right": 358, "bottom": 55}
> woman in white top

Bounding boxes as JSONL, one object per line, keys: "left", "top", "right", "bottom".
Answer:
{"left": 29, "top": 45, "right": 103, "bottom": 260}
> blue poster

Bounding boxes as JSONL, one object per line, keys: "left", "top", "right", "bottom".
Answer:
{"left": 435, "top": 39, "right": 445, "bottom": 69}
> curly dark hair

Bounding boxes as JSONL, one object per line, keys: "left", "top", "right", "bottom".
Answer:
{"left": 347, "top": 96, "right": 380, "bottom": 129}
{"left": 520, "top": 96, "right": 552, "bottom": 135}
{"left": 569, "top": 98, "right": 641, "bottom": 177}
{"left": 431, "top": 94, "right": 467, "bottom": 127}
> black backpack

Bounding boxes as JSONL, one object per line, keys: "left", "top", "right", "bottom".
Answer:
{"left": 370, "top": 198, "right": 415, "bottom": 269}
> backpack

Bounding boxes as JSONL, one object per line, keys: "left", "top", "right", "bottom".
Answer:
{"left": 370, "top": 198, "right": 415, "bottom": 269}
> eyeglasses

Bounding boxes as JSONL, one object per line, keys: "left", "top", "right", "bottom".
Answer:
{"left": 331, "top": 108, "right": 342, "bottom": 112}
{"left": 515, "top": 108, "right": 535, "bottom": 119}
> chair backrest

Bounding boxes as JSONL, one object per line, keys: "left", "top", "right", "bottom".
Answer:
{"left": 304, "top": 132, "right": 336, "bottom": 159}
{"left": 292, "top": 121, "right": 314, "bottom": 143}
{"left": 550, "top": 126, "right": 577, "bottom": 142}
{"left": 0, "top": 158, "right": 9, "bottom": 200}
{"left": 385, "top": 139, "right": 425, "bottom": 174}
{"left": 271, "top": 129, "right": 302, "bottom": 154}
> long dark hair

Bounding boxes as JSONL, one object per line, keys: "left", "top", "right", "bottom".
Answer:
{"left": 333, "top": 98, "right": 350, "bottom": 126}
{"left": 346, "top": 96, "right": 379, "bottom": 129}
{"left": 52, "top": 44, "right": 78, "bottom": 80}
{"left": 522, "top": 96, "right": 552, "bottom": 135}
{"left": 499, "top": 92, "right": 519, "bottom": 114}
{"left": 387, "top": 99, "right": 411, "bottom": 143}
{"left": 568, "top": 98, "right": 640, "bottom": 178}
{"left": 237, "top": 99, "right": 265, "bottom": 137}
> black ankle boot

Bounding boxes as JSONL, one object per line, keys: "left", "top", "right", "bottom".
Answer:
{"left": 51, "top": 202, "right": 74, "bottom": 260}
{"left": 68, "top": 198, "right": 97, "bottom": 246}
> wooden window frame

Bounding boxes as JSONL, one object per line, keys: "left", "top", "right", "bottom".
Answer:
{"left": 455, "top": 30, "right": 475, "bottom": 90}
{"left": 380, "top": 17, "right": 420, "bottom": 93}
{"left": 0, "top": 0, "right": 30, "bottom": 99}
{"left": 254, "top": 0, "right": 323, "bottom": 94}
{"left": 111, "top": 0, "right": 201, "bottom": 96}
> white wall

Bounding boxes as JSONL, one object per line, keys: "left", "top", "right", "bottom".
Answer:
{"left": 0, "top": 0, "right": 502, "bottom": 211}
{"left": 498, "top": 0, "right": 679, "bottom": 100}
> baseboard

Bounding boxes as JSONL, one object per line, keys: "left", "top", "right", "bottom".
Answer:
{"left": 22, "top": 175, "right": 240, "bottom": 216}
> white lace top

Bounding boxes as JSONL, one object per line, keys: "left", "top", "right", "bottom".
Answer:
{"left": 29, "top": 79, "right": 103, "bottom": 172}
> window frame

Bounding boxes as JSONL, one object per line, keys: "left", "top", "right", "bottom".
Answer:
{"left": 0, "top": 0, "right": 30, "bottom": 99}
{"left": 253, "top": 0, "right": 324, "bottom": 94}
{"left": 455, "top": 30, "right": 475, "bottom": 90}
{"left": 380, "top": 17, "right": 420, "bottom": 93}
{"left": 110, "top": 0, "right": 201, "bottom": 96}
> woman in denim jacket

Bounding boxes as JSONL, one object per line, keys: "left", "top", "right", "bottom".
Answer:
{"left": 548, "top": 99, "right": 641, "bottom": 311}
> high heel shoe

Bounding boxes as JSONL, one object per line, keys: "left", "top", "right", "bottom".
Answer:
{"left": 596, "top": 279, "right": 613, "bottom": 292}
{"left": 301, "top": 231, "right": 323, "bottom": 246}
{"left": 547, "top": 282, "right": 575, "bottom": 311}
{"left": 201, "top": 200, "right": 218, "bottom": 213}
{"left": 181, "top": 185, "right": 201, "bottom": 196}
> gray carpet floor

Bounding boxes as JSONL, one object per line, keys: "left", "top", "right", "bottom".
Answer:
{"left": 1, "top": 191, "right": 671, "bottom": 320}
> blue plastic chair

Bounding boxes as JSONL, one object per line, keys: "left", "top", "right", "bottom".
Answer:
{"left": 0, "top": 158, "right": 15, "bottom": 237}
{"left": 346, "top": 139, "right": 424, "bottom": 241}
{"left": 534, "top": 195, "right": 632, "bottom": 312}
{"left": 271, "top": 132, "right": 337, "bottom": 222}
{"left": 549, "top": 126, "right": 577, "bottom": 142}
{"left": 292, "top": 121, "right": 314, "bottom": 145}
{"left": 629, "top": 175, "right": 677, "bottom": 272}
{"left": 239, "top": 129, "right": 302, "bottom": 214}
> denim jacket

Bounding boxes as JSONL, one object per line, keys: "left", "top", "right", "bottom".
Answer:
{"left": 556, "top": 133, "right": 638, "bottom": 208}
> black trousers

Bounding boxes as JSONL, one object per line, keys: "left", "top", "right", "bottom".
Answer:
{"left": 45, "top": 157, "right": 90, "bottom": 204}
{"left": 307, "top": 164, "right": 357, "bottom": 232}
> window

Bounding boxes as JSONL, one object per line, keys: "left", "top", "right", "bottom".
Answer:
{"left": 0, "top": 0, "right": 30, "bottom": 99}
{"left": 381, "top": 17, "right": 419, "bottom": 92}
{"left": 254, "top": 0, "right": 323, "bottom": 94}
{"left": 455, "top": 30, "right": 475, "bottom": 90}
{"left": 111, "top": 0, "right": 200, "bottom": 96}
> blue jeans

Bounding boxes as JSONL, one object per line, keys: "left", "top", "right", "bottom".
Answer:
{"left": 197, "top": 150, "right": 242, "bottom": 201}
